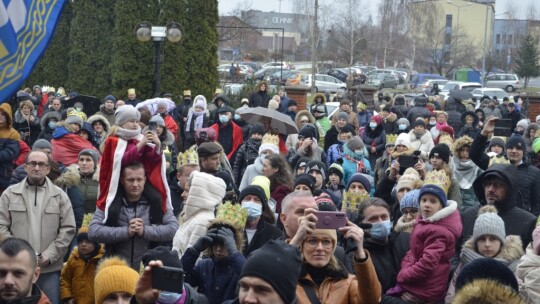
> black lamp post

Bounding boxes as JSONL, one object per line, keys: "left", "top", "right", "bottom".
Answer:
{"left": 135, "top": 22, "right": 183, "bottom": 97}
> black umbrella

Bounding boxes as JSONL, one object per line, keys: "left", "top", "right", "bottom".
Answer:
{"left": 239, "top": 107, "right": 298, "bottom": 135}
{"left": 448, "top": 89, "right": 473, "bottom": 102}
{"left": 64, "top": 95, "right": 101, "bottom": 116}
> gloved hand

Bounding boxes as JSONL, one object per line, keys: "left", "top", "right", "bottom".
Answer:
{"left": 192, "top": 229, "right": 216, "bottom": 252}
{"left": 212, "top": 227, "right": 237, "bottom": 254}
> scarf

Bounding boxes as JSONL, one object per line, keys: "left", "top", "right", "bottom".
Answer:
{"left": 452, "top": 158, "right": 480, "bottom": 189}
{"left": 115, "top": 126, "right": 142, "bottom": 140}
{"left": 413, "top": 130, "right": 425, "bottom": 140}
{"left": 185, "top": 110, "right": 205, "bottom": 132}
{"left": 435, "top": 122, "right": 448, "bottom": 131}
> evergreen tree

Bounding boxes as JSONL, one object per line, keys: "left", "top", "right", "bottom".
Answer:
{"left": 66, "top": 0, "right": 114, "bottom": 98}
{"left": 180, "top": 0, "right": 219, "bottom": 99}
{"left": 111, "top": 0, "right": 159, "bottom": 100}
{"left": 25, "top": 2, "right": 72, "bottom": 89}
{"left": 515, "top": 34, "right": 540, "bottom": 88}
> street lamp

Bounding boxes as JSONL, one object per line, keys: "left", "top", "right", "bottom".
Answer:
{"left": 135, "top": 22, "right": 183, "bottom": 97}
{"left": 447, "top": 1, "right": 470, "bottom": 80}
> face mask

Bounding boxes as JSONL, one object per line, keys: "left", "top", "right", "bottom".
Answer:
{"left": 369, "top": 220, "right": 392, "bottom": 240}
{"left": 242, "top": 201, "right": 263, "bottom": 220}
{"left": 234, "top": 114, "right": 240, "bottom": 120}
{"left": 48, "top": 121, "right": 57, "bottom": 129}
{"left": 398, "top": 124, "right": 406, "bottom": 130}
{"left": 75, "top": 107, "right": 82, "bottom": 112}
{"left": 429, "top": 121, "right": 436, "bottom": 126}
{"left": 158, "top": 291, "right": 181, "bottom": 304}
{"left": 369, "top": 122, "right": 377, "bottom": 129}
{"left": 219, "top": 115, "right": 230, "bottom": 123}
{"left": 354, "top": 149, "right": 363, "bottom": 156}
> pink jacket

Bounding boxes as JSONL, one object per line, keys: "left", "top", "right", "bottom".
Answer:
{"left": 397, "top": 200, "right": 462, "bottom": 303}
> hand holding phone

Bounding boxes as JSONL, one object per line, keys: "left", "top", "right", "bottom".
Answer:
{"left": 152, "top": 266, "right": 184, "bottom": 294}
{"left": 315, "top": 211, "right": 347, "bottom": 229}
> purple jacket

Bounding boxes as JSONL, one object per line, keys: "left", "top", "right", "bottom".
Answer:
{"left": 397, "top": 200, "right": 462, "bottom": 303}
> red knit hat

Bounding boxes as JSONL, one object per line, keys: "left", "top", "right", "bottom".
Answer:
{"left": 371, "top": 115, "right": 383, "bottom": 125}
{"left": 440, "top": 125, "right": 455, "bottom": 138}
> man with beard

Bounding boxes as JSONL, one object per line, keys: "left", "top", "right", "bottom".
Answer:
{"left": 0, "top": 151, "right": 76, "bottom": 304}
{"left": 0, "top": 238, "right": 49, "bottom": 304}
{"left": 460, "top": 164, "right": 536, "bottom": 251}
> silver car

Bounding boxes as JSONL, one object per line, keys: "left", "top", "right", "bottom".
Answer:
{"left": 300, "top": 74, "right": 346, "bottom": 93}
{"left": 484, "top": 74, "right": 522, "bottom": 92}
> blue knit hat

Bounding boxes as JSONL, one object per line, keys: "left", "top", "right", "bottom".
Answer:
{"left": 400, "top": 189, "right": 420, "bottom": 212}
{"left": 346, "top": 173, "right": 372, "bottom": 193}
{"left": 419, "top": 184, "right": 447, "bottom": 207}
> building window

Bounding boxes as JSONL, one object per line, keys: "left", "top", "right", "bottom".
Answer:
{"left": 508, "top": 35, "right": 513, "bottom": 45}
{"left": 496, "top": 34, "right": 500, "bottom": 44}
{"left": 502, "top": 34, "right": 506, "bottom": 44}
{"left": 446, "top": 14, "right": 453, "bottom": 28}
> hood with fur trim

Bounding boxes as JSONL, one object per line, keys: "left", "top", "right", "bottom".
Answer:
{"left": 463, "top": 235, "right": 523, "bottom": 264}
{"left": 256, "top": 80, "right": 269, "bottom": 92}
{"left": 394, "top": 216, "right": 414, "bottom": 233}
{"left": 384, "top": 112, "right": 398, "bottom": 123}
{"left": 53, "top": 164, "right": 81, "bottom": 188}
{"left": 40, "top": 111, "right": 62, "bottom": 129}
{"left": 417, "top": 200, "right": 462, "bottom": 239}
{"left": 0, "top": 103, "right": 14, "bottom": 127}
{"left": 212, "top": 94, "right": 230, "bottom": 107}
{"left": 313, "top": 92, "right": 326, "bottom": 104}
{"left": 452, "top": 135, "right": 473, "bottom": 156}
{"left": 295, "top": 110, "right": 316, "bottom": 127}
{"left": 452, "top": 279, "right": 526, "bottom": 303}
{"left": 205, "top": 219, "right": 244, "bottom": 257}
{"left": 87, "top": 114, "right": 111, "bottom": 133}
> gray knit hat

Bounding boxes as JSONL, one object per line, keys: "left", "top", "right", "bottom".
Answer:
{"left": 473, "top": 205, "right": 506, "bottom": 245}
{"left": 115, "top": 105, "right": 141, "bottom": 126}
{"left": 65, "top": 115, "right": 83, "bottom": 127}
{"left": 32, "top": 139, "right": 52, "bottom": 151}
{"left": 79, "top": 149, "right": 100, "bottom": 168}
{"left": 149, "top": 115, "right": 165, "bottom": 127}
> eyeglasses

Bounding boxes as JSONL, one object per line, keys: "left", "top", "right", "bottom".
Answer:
{"left": 304, "top": 238, "right": 333, "bottom": 249}
{"left": 483, "top": 179, "right": 506, "bottom": 189}
{"left": 300, "top": 120, "right": 309, "bottom": 123}
{"left": 26, "top": 161, "right": 49, "bottom": 168}
{"left": 402, "top": 208, "right": 419, "bottom": 216}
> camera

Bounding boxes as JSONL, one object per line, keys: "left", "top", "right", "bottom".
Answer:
{"left": 315, "top": 211, "right": 347, "bottom": 229}
{"left": 151, "top": 266, "right": 184, "bottom": 294}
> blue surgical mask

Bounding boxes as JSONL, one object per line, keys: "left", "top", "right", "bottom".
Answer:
{"left": 398, "top": 124, "right": 406, "bottom": 130}
{"left": 369, "top": 220, "right": 392, "bottom": 240}
{"left": 369, "top": 122, "right": 377, "bottom": 129}
{"left": 75, "top": 107, "right": 82, "bottom": 112}
{"left": 158, "top": 291, "right": 181, "bottom": 304}
{"left": 219, "top": 115, "right": 230, "bottom": 123}
{"left": 242, "top": 201, "right": 263, "bottom": 220}
{"left": 234, "top": 114, "right": 240, "bottom": 120}
{"left": 48, "top": 121, "right": 57, "bottom": 129}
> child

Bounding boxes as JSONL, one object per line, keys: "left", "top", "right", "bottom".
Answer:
{"left": 387, "top": 183, "right": 462, "bottom": 303}
{"left": 446, "top": 205, "right": 523, "bottom": 303}
{"left": 452, "top": 136, "right": 483, "bottom": 211}
{"left": 516, "top": 222, "right": 540, "bottom": 302}
{"left": 60, "top": 227, "right": 104, "bottom": 304}
{"left": 325, "top": 163, "right": 345, "bottom": 203}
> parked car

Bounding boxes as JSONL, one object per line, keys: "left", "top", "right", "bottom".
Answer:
{"left": 286, "top": 73, "right": 346, "bottom": 92}
{"left": 262, "top": 62, "right": 289, "bottom": 69}
{"left": 484, "top": 73, "right": 521, "bottom": 92}
{"left": 218, "top": 64, "right": 253, "bottom": 80}
{"left": 440, "top": 81, "right": 482, "bottom": 101}
{"left": 472, "top": 88, "right": 509, "bottom": 100}
{"left": 409, "top": 73, "right": 446, "bottom": 89}
{"left": 240, "top": 61, "right": 261, "bottom": 72}
{"left": 366, "top": 73, "right": 398, "bottom": 89}
{"left": 252, "top": 67, "right": 289, "bottom": 81}
{"left": 267, "top": 70, "right": 296, "bottom": 86}
{"left": 421, "top": 79, "right": 449, "bottom": 91}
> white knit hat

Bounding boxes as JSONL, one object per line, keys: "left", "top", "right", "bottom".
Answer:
{"left": 473, "top": 205, "right": 506, "bottom": 245}
{"left": 396, "top": 168, "right": 421, "bottom": 193}
{"left": 395, "top": 132, "right": 411, "bottom": 148}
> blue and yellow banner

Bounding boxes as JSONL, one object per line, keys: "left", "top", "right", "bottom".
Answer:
{"left": 0, "top": 0, "right": 66, "bottom": 102}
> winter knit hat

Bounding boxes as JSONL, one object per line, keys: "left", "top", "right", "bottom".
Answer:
{"left": 149, "top": 115, "right": 166, "bottom": 127}
{"left": 294, "top": 174, "right": 316, "bottom": 194}
{"left": 327, "top": 163, "right": 344, "bottom": 181}
{"left": 65, "top": 114, "right": 84, "bottom": 127}
{"left": 239, "top": 185, "right": 268, "bottom": 207}
{"left": 419, "top": 184, "right": 447, "bottom": 208}
{"left": 32, "top": 139, "right": 52, "bottom": 151}
{"left": 371, "top": 115, "right": 383, "bottom": 125}
{"left": 268, "top": 99, "right": 280, "bottom": 111}
{"left": 347, "top": 173, "right": 371, "bottom": 193}
{"left": 115, "top": 105, "right": 141, "bottom": 126}
{"left": 76, "top": 226, "right": 99, "bottom": 247}
{"left": 142, "top": 246, "right": 182, "bottom": 268}
{"left": 315, "top": 193, "right": 336, "bottom": 210}
{"left": 396, "top": 168, "right": 421, "bottom": 193}
{"left": 505, "top": 135, "right": 526, "bottom": 150}
{"left": 251, "top": 176, "right": 271, "bottom": 201}
{"left": 337, "top": 112, "right": 349, "bottom": 121}
{"left": 79, "top": 149, "right": 100, "bottom": 168}
{"left": 193, "top": 95, "right": 207, "bottom": 109}
{"left": 306, "top": 161, "right": 326, "bottom": 180}
{"left": 397, "top": 118, "right": 410, "bottom": 128}
{"left": 400, "top": 189, "right": 420, "bottom": 212}
{"left": 516, "top": 119, "right": 529, "bottom": 130}
{"left": 299, "top": 124, "right": 318, "bottom": 139}
{"left": 488, "top": 137, "right": 505, "bottom": 150}
{"left": 429, "top": 143, "right": 451, "bottom": 163}
{"left": 455, "top": 258, "right": 519, "bottom": 293}
{"left": 249, "top": 123, "right": 265, "bottom": 136}
{"left": 241, "top": 240, "right": 302, "bottom": 304}
{"left": 413, "top": 118, "right": 426, "bottom": 128}
{"left": 395, "top": 132, "right": 411, "bottom": 148}
{"left": 94, "top": 257, "right": 139, "bottom": 304}
{"left": 473, "top": 205, "right": 506, "bottom": 245}
{"left": 346, "top": 136, "right": 364, "bottom": 151}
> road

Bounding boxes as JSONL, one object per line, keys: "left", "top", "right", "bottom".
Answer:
{"left": 528, "top": 77, "right": 540, "bottom": 88}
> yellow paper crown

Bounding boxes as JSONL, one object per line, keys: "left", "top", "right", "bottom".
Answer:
{"left": 261, "top": 133, "right": 279, "bottom": 147}
{"left": 424, "top": 170, "right": 451, "bottom": 195}
{"left": 127, "top": 88, "right": 136, "bottom": 94}
{"left": 438, "top": 134, "right": 454, "bottom": 149}
{"left": 57, "top": 87, "right": 66, "bottom": 96}
{"left": 215, "top": 201, "right": 248, "bottom": 228}
{"left": 386, "top": 134, "right": 398, "bottom": 145}
{"left": 341, "top": 190, "right": 370, "bottom": 222}
{"left": 67, "top": 109, "right": 87, "bottom": 121}
{"left": 183, "top": 89, "right": 191, "bottom": 96}
{"left": 215, "top": 88, "right": 223, "bottom": 94}
{"left": 48, "top": 86, "right": 56, "bottom": 93}
{"left": 488, "top": 155, "right": 510, "bottom": 167}
{"left": 177, "top": 147, "right": 199, "bottom": 169}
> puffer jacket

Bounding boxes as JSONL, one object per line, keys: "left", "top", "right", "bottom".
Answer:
{"left": 232, "top": 138, "right": 261, "bottom": 183}
{"left": 239, "top": 157, "right": 264, "bottom": 191}
{"left": 296, "top": 251, "right": 382, "bottom": 304}
{"left": 517, "top": 244, "right": 540, "bottom": 302}
{"left": 13, "top": 109, "right": 40, "bottom": 145}
{"left": 361, "top": 124, "right": 386, "bottom": 166}
{"left": 460, "top": 164, "right": 536, "bottom": 252}
{"left": 88, "top": 189, "right": 179, "bottom": 269}
{"left": 172, "top": 172, "right": 226, "bottom": 256}
{"left": 37, "top": 111, "right": 61, "bottom": 142}
{"left": 356, "top": 110, "right": 373, "bottom": 128}
{"left": 95, "top": 105, "right": 116, "bottom": 126}
{"left": 446, "top": 235, "right": 523, "bottom": 303}
{"left": 397, "top": 200, "right": 462, "bottom": 303}
{"left": 0, "top": 103, "right": 21, "bottom": 189}
{"left": 60, "top": 246, "right": 104, "bottom": 304}
{"left": 407, "top": 130, "right": 434, "bottom": 160}
{"left": 52, "top": 165, "right": 86, "bottom": 228}
{"left": 326, "top": 142, "right": 345, "bottom": 168}
{"left": 406, "top": 103, "right": 431, "bottom": 123}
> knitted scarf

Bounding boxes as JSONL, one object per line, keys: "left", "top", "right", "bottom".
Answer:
{"left": 452, "top": 158, "right": 480, "bottom": 189}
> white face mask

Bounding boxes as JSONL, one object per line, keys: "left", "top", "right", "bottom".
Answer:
{"left": 242, "top": 201, "right": 263, "bottom": 220}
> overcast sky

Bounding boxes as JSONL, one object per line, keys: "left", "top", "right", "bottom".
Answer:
{"left": 218, "top": 0, "right": 538, "bottom": 20}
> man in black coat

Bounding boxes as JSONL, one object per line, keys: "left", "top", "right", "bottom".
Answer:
{"left": 503, "top": 101, "right": 524, "bottom": 133}
{"left": 248, "top": 81, "right": 271, "bottom": 108}
{"left": 406, "top": 96, "right": 431, "bottom": 123}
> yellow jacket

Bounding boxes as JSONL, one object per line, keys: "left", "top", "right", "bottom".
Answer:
{"left": 60, "top": 246, "right": 104, "bottom": 304}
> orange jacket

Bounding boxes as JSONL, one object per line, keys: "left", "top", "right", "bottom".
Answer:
{"left": 60, "top": 246, "right": 104, "bottom": 304}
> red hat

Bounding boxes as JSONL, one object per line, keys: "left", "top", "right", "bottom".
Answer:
{"left": 371, "top": 115, "right": 383, "bottom": 125}
{"left": 440, "top": 125, "right": 454, "bottom": 138}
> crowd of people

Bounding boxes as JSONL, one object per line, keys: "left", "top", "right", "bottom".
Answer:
{"left": 1, "top": 81, "right": 540, "bottom": 303}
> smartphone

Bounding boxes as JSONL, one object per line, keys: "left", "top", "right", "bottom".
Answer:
{"left": 148, "top": 121, "right": 158, "bottom": 133}
{"left": 398, "top": 155, "right": 419, "bottom": 175}
{"left": 315, "top": 211, "right": 347, "bottom": 229}
{"left": 151, "top": 266, "right": 184, "bottom": 294}
{"left": 493, "top": 119, "right": 512, "bottom": 137}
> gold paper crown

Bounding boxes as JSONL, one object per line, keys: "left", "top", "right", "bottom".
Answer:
{"left": 488, "top": 155, "right": 510, "bottom": 167}
{"left": 386, "top": 134, "right": 398, "bottom": 145}
{"left": 127, "top": 88, "right": 136, "bottom": 94}
{"left": 48, "top": 86, "right": 56, "bottom": 93}
{"left": 183, "top": 89, "right": 191, "bottom": 96}
{"left": 67, "top": 109, "right": 87, "bottom": 121}
{"left": 261, "top": 133, "right": 279, "bottom": 147}
{"left": 341, "top": 190, "right": 370, "bottom": 222}
{"left": 215, "top": 88, "right": 223, "bottom": 94}
{"left": 215, "top": 201, "right": 248, "bottom": 228}
{"left": 424, "top": 170, "right": 451, "bottom": 195}
{"left": 438, "top": 134, "right": 454, "bottom": 149}
{"left": 57, "top": 87, "right": 66, "bottom": 96}
{"left": 177, "top": 147, "right": 199, "bottom": 169}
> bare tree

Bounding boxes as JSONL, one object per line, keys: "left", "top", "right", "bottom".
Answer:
{"left": 525, "top": 1, "right": 538, "bottom": 21}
